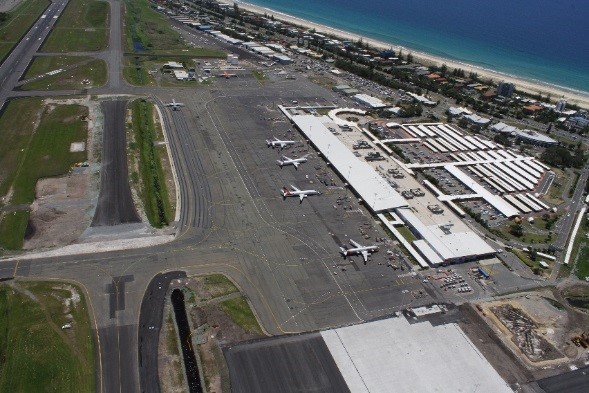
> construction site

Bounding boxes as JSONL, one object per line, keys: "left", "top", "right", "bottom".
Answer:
{"left": 477, "top": 289, "right": 589, "bottom": 370}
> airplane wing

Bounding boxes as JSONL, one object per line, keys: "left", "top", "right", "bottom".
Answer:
{"left": 299, "top": 194, "right": 305, "bottom": 202}
{"left": 361, "top": 250, "right": 369, "bottom": 262}
{"left": 350, "top": 239, "right": 362, "bottom": 248}
{"left": 291, "top": 185, "right": 300, "bottom": 192}
{"left": 292, "top": 162, "right": 300, "bottom": 169}
{"left": 282, "top": 156, "right": 291, "bottom": 161}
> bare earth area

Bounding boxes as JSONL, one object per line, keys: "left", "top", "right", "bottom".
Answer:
{"left": 478, "top": 289, "right": 589, "bottom": 372}
{"left": 24, "top": 169, "right": 93, "bottom": 249}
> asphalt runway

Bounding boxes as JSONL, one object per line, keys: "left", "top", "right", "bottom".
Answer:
{"left": 138, "top": 271, "right": 187, "bottom": 393}
{"left": 91, "top": 100, "right": 141, "bottom": 226}
{"left": 100, "top": 324, "right": 139, "bottom": 393}
{"left": 535, "top": 365, "right": 589, "bottom": 393}
{"left": 224, "top": 333, "right": 350, "bottom": 393}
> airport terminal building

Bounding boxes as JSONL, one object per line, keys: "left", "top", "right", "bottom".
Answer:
{"left": 280, "top": 106, "right": 497, "bottom": 267}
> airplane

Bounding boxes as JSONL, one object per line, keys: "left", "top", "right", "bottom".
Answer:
{"left": 340, "top": 239, "right": 379, "bottom": 263}
{"left": 277, "top": 154, "right": 308, "bottom": 170}
{"left": 281, "top": 185, "right": 319, "bottom": 203}
{"left": 217, "top": 70, "right": 237, "bottom": 79}
{"left": 164, "top": 99, "right": 185, "bottom": 110}
{"left": 266, "top": 137, "right": 295, "bottom": 150}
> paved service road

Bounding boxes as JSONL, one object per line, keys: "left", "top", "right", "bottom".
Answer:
{"left": 91, "top": 100, "right": 141, "bottom": 226}
{"left": 138, "top": 271, "right": 187, "bottom": 393}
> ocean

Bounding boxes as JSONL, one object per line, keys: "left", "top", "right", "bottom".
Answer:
{"left": 237, "top": 0, "right": 589, "bottom": 95}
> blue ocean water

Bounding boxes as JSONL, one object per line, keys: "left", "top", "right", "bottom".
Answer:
{"left": 239, "top": 0, "right": 589, "bottom": 95}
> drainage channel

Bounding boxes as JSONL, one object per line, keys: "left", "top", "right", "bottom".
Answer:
{"left": 171, "top": 288, "right": 203, "bottom": 393}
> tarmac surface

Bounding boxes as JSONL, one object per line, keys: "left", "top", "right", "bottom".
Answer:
{"left": 535, "top": 365, "right": 589, "bottom": 393}
{"left": 224, "top": 333, "right": 350, "bottom": 393}
{"left": 138, "top": 271, "right": 187, "bottom": 393}
{"left": 0, "top": 2, "right": 585, "bottom": 392}
{"left": 91, "top": 100, "right": 140, "bottom": 226}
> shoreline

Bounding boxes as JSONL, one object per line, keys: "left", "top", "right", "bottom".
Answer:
{"left": 227, "top": 0, "right": 589, "bottom": 109}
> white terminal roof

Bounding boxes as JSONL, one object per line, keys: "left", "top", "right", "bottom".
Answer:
{"left": 321, "top": 317, "right": 512, "bottom": 393}
{"left": 445, "top": 165, "right": 519, "bottom": 217}
{"left": 353, "top": 93, "right": 388, "bottom": 109}
{"left": 396, "top": 208, "right": 495, "bottom": 262}
{"left": 291, "top": 115, "right": 408, "bottom": 212}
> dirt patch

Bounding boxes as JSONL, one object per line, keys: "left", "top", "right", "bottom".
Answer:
{"left": 24, "top": 169, "right": 93, "bottom": 249}
{"left": 490, "top": 303, "right": 563, "bottom": 362}
{"left": 477, "top": 289, "right": 589, "bottom": 371}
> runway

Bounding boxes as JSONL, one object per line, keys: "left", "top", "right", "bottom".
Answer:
{"left": 91, "top": 100, "right": 140, "bottom": 226}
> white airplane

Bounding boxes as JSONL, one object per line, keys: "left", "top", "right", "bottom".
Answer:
{"left": 266, "top": 137, "right": 295, "bottom": 150}
{"left": 277, "top": 154, "right": 308, "bottom": 170}
{"left": 164, "top": 99, "right": 185, "bottom": 110}
{"left": 340, "top": 239, "right": 379, "bottom": 262}
{"left": 281, "top": 185, "right": 319, "bottom": 203}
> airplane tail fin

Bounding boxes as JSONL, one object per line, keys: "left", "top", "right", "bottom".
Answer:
{"left": 281, "top": 187, "right": 290, "bottom": 199}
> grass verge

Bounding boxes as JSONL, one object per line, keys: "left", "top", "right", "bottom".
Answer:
{"left": 0, "top": 0, "right": 49, "bottom": 60}
{"left": 0, "top": 281, "right": 95, "bottom": 392}
{"left": 202, "top": 274, "right": 238, "bottom": 298}
{"left": 130, "top": 99, "right": 172, "bottom": 227}
{"left": 21, "top": 58, "right": 107, "bottom": 90}
{"left": 220, "top": 296, "right": 263, "bottom": 335}
{"left": 41, "top": 0, "right": 108, "bottom": 52}
{"left": 252, "top": 70, "right": 267, "bottom": 84}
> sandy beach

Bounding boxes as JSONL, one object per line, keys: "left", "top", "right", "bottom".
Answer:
{"left": 227, "top": 1, "right": 589, "bottom": 109}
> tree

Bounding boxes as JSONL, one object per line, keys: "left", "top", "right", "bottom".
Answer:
{"left": 509, "top": 223, "right": 524, "bottom": 237}
{"left": 406, "top": 53, "right": 413, "bottom": 63}
{"left": 493, "top": 133, "right": 512, "bottom": 147}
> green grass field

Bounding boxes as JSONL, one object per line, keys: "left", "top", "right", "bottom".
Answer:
{"left": 0, "top": 0, "right": 49, "bottom": 60}
{"left": 0, "top": 211, "right": 30, "bottom": 250}
{"left": 11, "top": 104, "right": 88, "bottom": 204}
{"left": 22, "top": 58, "right": 107, "bottom": 90}
{"left": 0, "top": 281, "right": 95, "bottom": 392}
{"left": 202, "top": 274, "right": 238, "bottom": 298}
{"left": 575, "top": 243, "right": 589, "bottom": 280}
{"left": 41, "top": 0, "right": 108, "bottom": 52}
{"left": 130, "top": 100, "right": 172, "bottom": 228}
{"left": 220, "top": 296, "right": 263, "bottom": 335}
{"left": 124, "top": 0, "right": 184, "bottom": 51}
{"left": 24, "top": 55, "right": 94, "bottom": 78}
{"left": 0, "top": 100, "right": 88, "bottom": 250}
